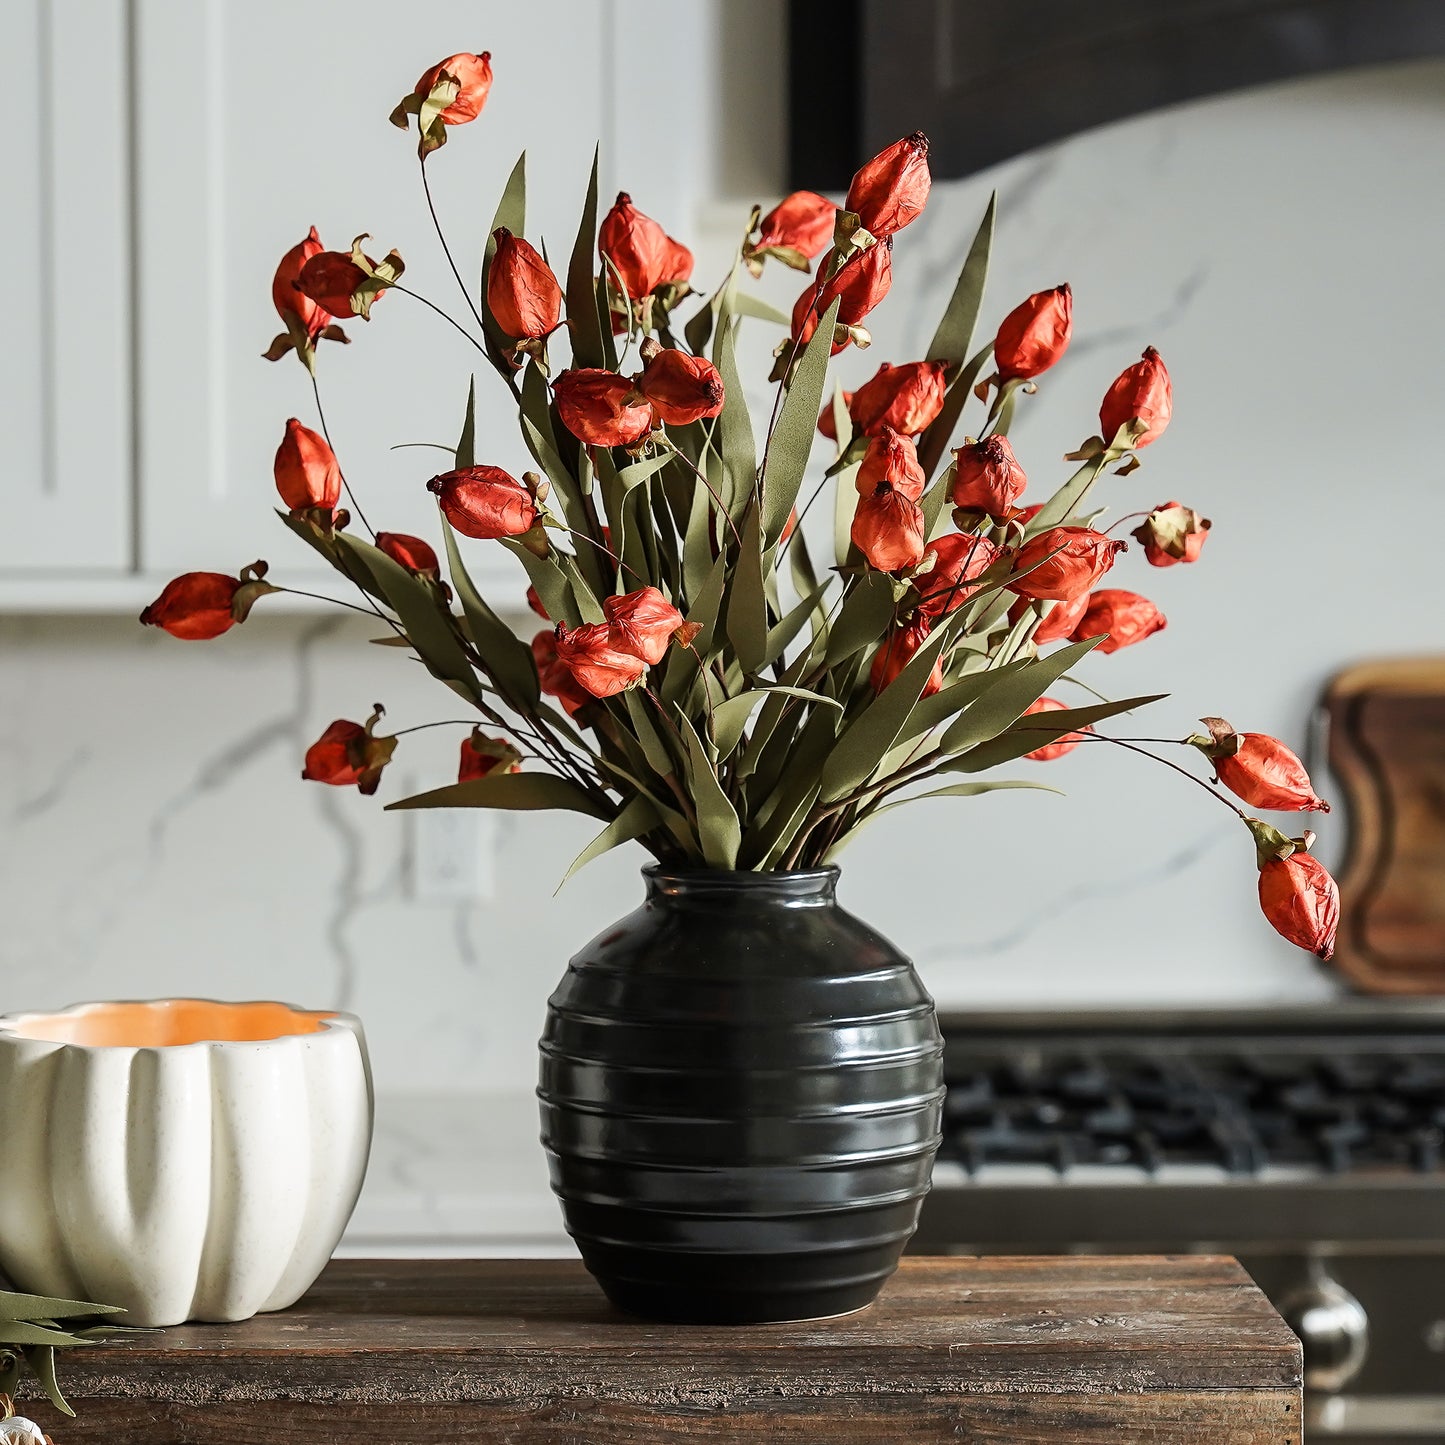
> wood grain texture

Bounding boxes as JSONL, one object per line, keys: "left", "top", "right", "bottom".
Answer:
{"left": 1326, "top": 656, "right": 1445, "bottom": 993}
{"left": 18, "top": 1256, "right": 1300, "bottom": 1444}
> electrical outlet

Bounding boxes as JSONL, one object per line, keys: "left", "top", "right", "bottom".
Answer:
{"left": 410, "top": 808, "right": 497, "bottom": 902}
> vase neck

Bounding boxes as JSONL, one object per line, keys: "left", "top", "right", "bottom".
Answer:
{"left": 643, "top": 867, "right": 839, "bottom": 908}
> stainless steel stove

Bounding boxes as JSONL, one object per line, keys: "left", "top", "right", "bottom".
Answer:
{"left": 914, "top": 1004, "right": 1445, "bottom": 1442}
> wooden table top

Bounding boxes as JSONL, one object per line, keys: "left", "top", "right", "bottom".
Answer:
{"left": 27, "top": 1256, "right": 1303, "bottom": 1444}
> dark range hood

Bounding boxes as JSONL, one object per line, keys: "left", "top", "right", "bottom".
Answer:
{"left": 789, "top": 0, "right": 1445, "bottom": 188}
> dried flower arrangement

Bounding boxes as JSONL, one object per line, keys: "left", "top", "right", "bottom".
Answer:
{"left": 141, "top": 50, "right": 1339, "bottom": 958}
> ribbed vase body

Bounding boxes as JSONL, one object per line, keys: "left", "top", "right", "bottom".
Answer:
{"left": 538, "top": 867, "right": 943, "bottom": 1324}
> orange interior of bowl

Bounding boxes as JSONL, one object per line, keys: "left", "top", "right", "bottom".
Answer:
{"left": 8, "top": 1000, "right": 335, "bottom": 1047}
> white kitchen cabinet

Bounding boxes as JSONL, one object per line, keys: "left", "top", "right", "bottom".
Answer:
{"left": 0, "top": 0, "right": 732, "bottom": 608}
{"left": 1, "top": 0, "right": 132, "bottom": 576}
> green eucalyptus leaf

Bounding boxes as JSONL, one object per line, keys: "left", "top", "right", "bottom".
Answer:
{"left": 440, "top": 521, "right": 539, "bottom": 708}
{"left": 566, "top": 145, "right": 606, "bottom": 369}
{"left": 730, "top": 290, "right": 791, "bottom": 327}
{"left": 0, "top": 1293, "right": 123, "bottom": 1323}
{"left": 940, "top": 636, "right": 1106, "bottom": 754}
{"left": 623, "top": 689, "right": 681, "bottom": 776}
{"left": 763, "top": 579, "right": 831, "bottom": 667}
{"left": 503, "top": 544, "right": 582, "bottom": 628}
{"left": 388, "top": 770, "right": 610, "bottom": 817}
{"left": 455, "top": 376, "right": 477, "bottom": 470}
{"left": 725, "top": 504, "right": 768, "bottom": 675}
{"left": 477, "top": 151, "right": 527, "bottom": 375}
{"left": 559, "top": 793, "right": 662, "bottom": 885}
{"left": 760, "top": 298, "right": 838, "bottom": 547}
{"left": 677, "top": 713, "right": 741, "bottom": 868}
{"left": 684, "top": 294, "right": 716, "bottom": 354}
{"left": 0, "top": 1322, "right": 86, "bottom": 1348}
{"left": 29, "top": 1343, "right": 75, "bottom": 1417}
{"left": 714, "top": 314, "right": 756, "bottom": 513}
{"left": 823, "top": 573, "right": 896, "bottom": 666}
{"left": 711, "top": 685, "right": 841, "bottom": 761}
{"left": 946, "top": 692, "right": 1166, "bottom": 774}
{"left": 1025, "top": 454, "right": 1110, "bottom": 535}
{"left": 617, "top": 451, "right": 674, "bottom": 491}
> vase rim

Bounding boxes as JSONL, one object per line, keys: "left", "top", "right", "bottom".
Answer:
{"left": 642, "top": 864, "right": 840, "bottom": 901}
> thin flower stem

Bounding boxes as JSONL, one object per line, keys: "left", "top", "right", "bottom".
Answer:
{"left": 310, "top": 373, "right": 375, "bottom": 536}
{"left": 274, "top": 586, "right": 390, "bottom": 619}
{"left": 1082, "top": 734, "right": 1251, "bottom": 822}
{"left": 420, "top": 159, "right": 487, "bottom": 334}
{"left": 389, "top": 719, "right": 479, "bottom": 737}
{"left": 391, "top": 281, "right": 489, "bottom": 357}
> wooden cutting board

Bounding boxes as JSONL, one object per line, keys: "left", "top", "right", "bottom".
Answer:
{"left": 1326, "top": 657, "right": 1445, "bottom": 993}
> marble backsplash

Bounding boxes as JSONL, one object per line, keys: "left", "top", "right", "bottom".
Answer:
{"left": 7, "top": 60, "right": 1445, "bottom": 1105}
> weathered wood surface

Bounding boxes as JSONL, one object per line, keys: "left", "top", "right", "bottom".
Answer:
{"left": 22, "top": 1256, "right": 1301, "bottom": 1444}
{"left": 1327, "top": 656, "right": 1445, "bottom": 993}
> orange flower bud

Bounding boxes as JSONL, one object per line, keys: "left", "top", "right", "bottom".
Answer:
{"left": 1258, "top": 851, "right": 1340, "bottom": 959}
{"left": 1021, "top": 696, "right": 1091, "bottom": 761}
{"left": 301, "top": 710, "right": 397, "bottom": 796}
{"left": 553, "top": 622, "right": 647, "bottom": 699}
{"left": 1100, "top": 346, "right": 1172, "bottom": 447}
{"left": 1208, "top": 731, "right": 1330, "bottom": 813}
{"left": 635, "top": 348, "right": 724, "bottom": 426}
{"left": 553, "top": 368, "right": 654, "bottom": 447}
{"left": 849, "top": 361, "right": 948, "bottom": 437}
{"left": 870, "top": 620, "right": 943, "bottom": 697}
{"left": 603, "top": 586, "right": 685, "bottom": 665}
{"left": 409, "top": 52, "right": 493, "bottom": 125}
{"left": 599, "top": 193, "right": 692, "bottom": 300}
{"left": 816, "top": 390, "right": 855, "bottom": 440}
{"left": 1008, "top": 591, "right": 1091, "bottom": 645}
{"left": 1132, "top": 500, "right": 1210, "bottom": 566}
{"left": 427, "top": 466, "right": 539, "bottom": 540}
{"left": 271, "top": 227, "right": 331, "bottom": 341}
{"left": 791, "top": 240, "right": 892, "bottom": 353}
{"left": 752, "top": 191, "right": 837, "bottom": 266}
{"left": 1009, "top": 526, "right": 1126, "bottom": 602}
{"left": 532, "top": 630, "right": 590, "bottom": 716}
{"left": 487, "top": 228, "right": 562, "bottom": 341}
{"left": 951, "top": 435, "right": 1027, "bottom": 519}
{"left": 1070, "top": 589, "right": 1167, "bottom": 654}
{"left": 914, "top": 534, "right": 1002, "bottom": 620}
{"left": 994, "top": 285, "right": 1073, "bottom": 382}
{"left": 376, "top": 532, "right": 440, "bottom": 578}
{"left": 856, "top": 426, "right": 925, "bottom": 500}
{"left": 296, "top": 250, "right": 378, "bottom": 322}
{"left": 526, "top": 584, "right": 548, "bottom": 620}
{"left": 846, "top": 132, "right": 931, "bottom": 238}
{"left": 851, "top": 483, "right": 925, "bottom": 573}
{"left": 274, "top": 418, "right": 341, "bottom": 514}
{"left": 458, "top": 728, "right": 521, "bottom": 784}
{"left": 140, "top": 572, "right": 242, "bottom": 640}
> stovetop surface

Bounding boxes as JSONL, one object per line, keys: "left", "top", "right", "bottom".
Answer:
{"left": 938, "top": 1004, "right": 1445, "bottom": 1180}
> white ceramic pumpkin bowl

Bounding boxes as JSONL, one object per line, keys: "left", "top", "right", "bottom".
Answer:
{"left": 0, "top": 998, "right": 372, "bottom": 1327}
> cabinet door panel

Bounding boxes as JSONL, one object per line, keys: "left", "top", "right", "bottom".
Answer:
{"left": 134, "top": 0, "right": 627, "bottom": 595}
{"left": 0, "top": 0, "right": 132, "bottom": 572}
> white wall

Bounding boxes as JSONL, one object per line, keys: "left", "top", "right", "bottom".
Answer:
{"left": 7, "top": 50, "right": 1445, "bottom": 1111}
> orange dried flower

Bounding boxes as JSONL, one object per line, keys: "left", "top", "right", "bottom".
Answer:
{"left": 852, "top": 484, "right": 925, "bottom": 573}
{"left": 1008, "top": 591, "right": 1091, "bottom": 645}
{"left": 487, "top": 228, "right": 562, "bottom": 341}
{"left": 409, "top": 52, "right": 493, "bottom": 125}
{"left": 914, "top": 534, "right": 1001, "bottom": 620}
{"left": 599, "top": 193, "right": 692, "bottom": 300}
{"left": 301, "top": 711, "right": 396, "bottom": 795}
{"left": 457, "top": 729, "right": 522, "bottom": 784}
{"left": 376, "top": 532, "right": 440, "bottom": 578}
{"left": 994, "top": 285, "right": 1073, "bottom": 382}
{"left": 846, "top": 132, "right": 931, "bottom": 237}
{"left": 1100, "top": 346, "right": 1172, "bottom": 447}
{"left": 816, "top": 389, "right": 856, "bottom": 441}
{"left": 296, "top": 250, "right": 376, "bottom": 322}
{"left": 553, "top": 622, "right": 647, "bottom": 698}
{"left": 1133, "top": 500, "right": 1211, "bottom": 566}
{"left": 1258, "top": 852, "right": 1340, "bottom": 959}
{"left": 532, "top": 630, "right": 591, "bottom": 716}
{"left": 1021, "top": 696, "right": 1091, "bottom": 761}
{"left": 1009, "top": 526, "right": 1126, "bottom": 602}
{"left": 427, "top": 466, "right": 539, "bottom": 539}
{"left": 526, "top": 584, "right": 548, "bottom": 620}
{"left": 271, "top": 227, "right": 331, "bottom": 343}
{"left": 1213, "top": 733, "right": 1330, "bottom": 813}
{"left": 553, "top": 369, "right": 654, "bottom": 447}
{"left": 604, "top": 586, "right": 685, "bottom": 665}
{"left": 274, "top": 418, "right": 341, "bottom": 514}
{"left": 1070, "top": 589, "right": 1167, "bottom": 654}
{"left": 951, "top": 435, "right": 1027, "bottom": 519}
{"left": 636, "top": 349, "right": 724, "bottom": 426}
{"left": 856, "top": 426, "right": 925, "bottom": 500}
{"left": 870, "top": 620, "right": 943, "bottom": 697}
{"left": 849, "top": 361, "right": 948, "bottom": 437}
{"left": 140, "top": 573, "right": 242, "bottom": 641}
{"left": 792, "top": 239, "right": 892, "bottom": 353}
{"left": 752, "top": 191, "right": 837, "bottom": 265}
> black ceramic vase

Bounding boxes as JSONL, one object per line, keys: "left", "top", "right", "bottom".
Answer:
{"left": 537, "top": 866, "right": 944, "bottom": 1324}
